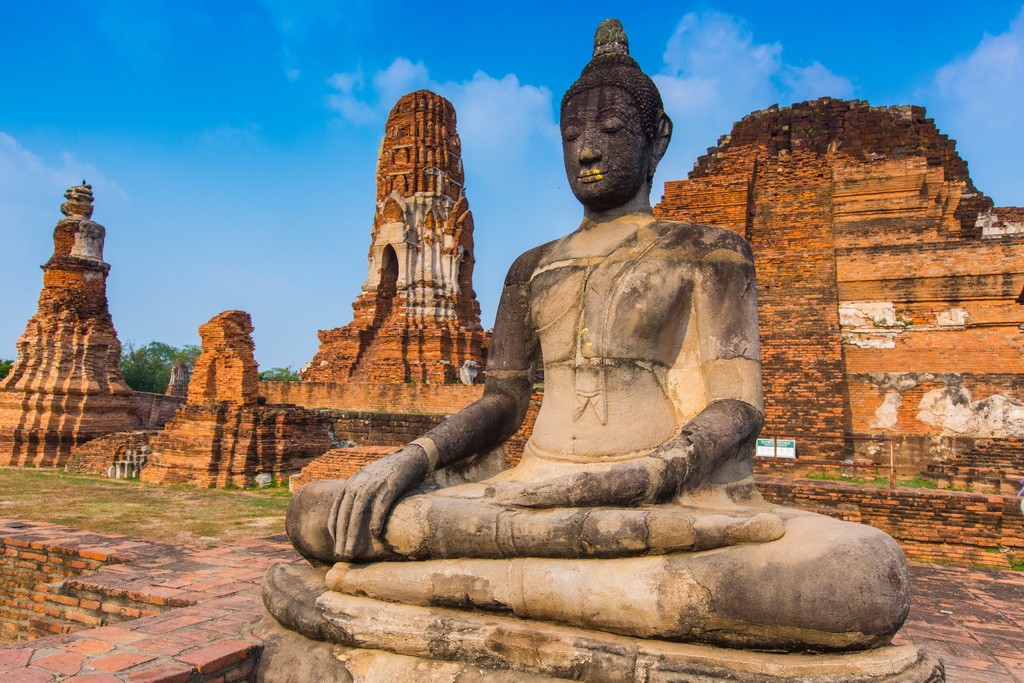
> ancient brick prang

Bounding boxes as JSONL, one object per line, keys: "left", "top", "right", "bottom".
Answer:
{"left": 656, "top": 98, "right": 1024, "bottom": 465}
{"left": 0, "top": 184, "right": 140, "bottom": 467}
{"left": 142, "top": 311, "right": 333, "bottom": 488}
{"left": 303, "top": 90, "right": 486, "bottom": 384}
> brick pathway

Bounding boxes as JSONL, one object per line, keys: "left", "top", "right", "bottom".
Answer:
{"left": 0, "top": 519, "right": 1021, "bottom": 681}
{"left": 898, "top": 563, "right": 1024, "bottom": 682}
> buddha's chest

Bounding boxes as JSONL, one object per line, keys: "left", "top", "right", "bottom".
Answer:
{"left": 530, "top": 255, "right": 694, "bottom": 363}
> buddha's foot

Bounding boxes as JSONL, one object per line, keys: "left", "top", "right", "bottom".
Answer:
{"left": 384, "top": 493, "right": 784, "bottom": 559}
{"left": 259, "top": 563, "right": 943, "bottom": 682}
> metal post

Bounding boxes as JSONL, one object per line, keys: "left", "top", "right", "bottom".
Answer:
{"left": 889, "top": 440, "right": 895, "bottom": 490}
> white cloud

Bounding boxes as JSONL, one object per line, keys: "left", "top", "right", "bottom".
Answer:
{"left": 783, "top": 62, "right": 856, "bottom": 103}
{"left": 373, "top": 59, "right": 431, "bottom": 106}
{"left": 926, "top": 7, "right": 1024, "bottom": 204}
{"left": 325, "top": 68, "right": 378, "bottom": 125}
{"left": 651, "top": 12, "right": 854, "bottom": 187}
{"left": 661, "top": 12, "right": 780, "bottom": 107}
{"left": 437, "top": 72, "right": 560, "bottom": 156}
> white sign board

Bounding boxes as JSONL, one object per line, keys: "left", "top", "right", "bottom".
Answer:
{"left": 755, "top": 438, "right": 797, "bottom": 458}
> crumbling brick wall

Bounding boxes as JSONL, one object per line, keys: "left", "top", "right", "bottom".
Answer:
{"left": 0, "top": 528, "right": 172, "bottom": 644}
{"left": 756, "top": 476, "right": 1024, "bottom": 569}
{"left": 143, "top": 311, "right": 334, "bottom": 488}
{"left": 188, "top": 311, "right": 259, "bottom": 406}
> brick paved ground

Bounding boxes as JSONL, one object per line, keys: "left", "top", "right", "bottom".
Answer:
{"left": 0, "top": 519, "right": 1021, "bottom": 681}
{"left": 897, "top": 563, "right": 1024, "bottom": 682}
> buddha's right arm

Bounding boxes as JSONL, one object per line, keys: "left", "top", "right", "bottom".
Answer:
{"left": 296, "top": 246, "right": 545, "bottom": 562}
{"left": 402, "top": 246, "right": 543, "bottom": 473}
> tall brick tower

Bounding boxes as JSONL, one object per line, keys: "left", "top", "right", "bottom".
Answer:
{"left": 304, "top": 90, "right": 486, "bottom": 384}
{"left": 656, "top": 98, "right": 1024, "bottom": 464}
{"left": 0, "top": 184, "right": 140, "bottom": 466}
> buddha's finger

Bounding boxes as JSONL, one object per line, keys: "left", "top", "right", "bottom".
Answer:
{"left": 683, "top": 511, "right": 785, "bottom": 550}
{"left": 332, "top": 490, "right": 357, "bottom": 559}
{"left": 369, "top": 483, "right": 399, "bottom": 540}
{"left": 509, "top": 479, "right": 578, "bottom": 508}
{"left": 343, "top": 488, "right": 377, "bottom": 559}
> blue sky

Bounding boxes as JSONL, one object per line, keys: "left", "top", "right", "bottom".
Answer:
{"left": 2, "top": 2, "right": 1023, "bottom": 370}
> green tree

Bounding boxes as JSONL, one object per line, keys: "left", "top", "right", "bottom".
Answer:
{"left": 120, "top": 342, "right": 200, "bottom": 393}
{"left": 0, "top": 359, "right": 13, "bottom": 380}
{"left": 259, "top": 366, "right": 301, "bottom": 382}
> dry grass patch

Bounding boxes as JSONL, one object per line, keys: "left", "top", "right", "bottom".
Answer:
{"left": 0, "top": 467, "right": 291, "bottom": 547}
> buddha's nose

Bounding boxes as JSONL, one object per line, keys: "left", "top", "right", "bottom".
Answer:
{"left": 579, "top": 146, "right": 601, "bottom": 164}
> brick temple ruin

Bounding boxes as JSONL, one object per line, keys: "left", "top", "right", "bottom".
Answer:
{"left": 656, "top": 98, "right": 1024, "bottom": 475}
{"left": 303, "top": 90, "right": 487, "bottom": 384}
{"left": 141, "top": 311, "right": 333, "bottom": 487}
{"left": 0, "top": 184, "right": 140, "bottom": 467}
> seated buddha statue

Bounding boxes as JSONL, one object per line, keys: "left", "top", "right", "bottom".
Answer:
{"left": 267, "top": 21, "right": 934, "bottom": 677}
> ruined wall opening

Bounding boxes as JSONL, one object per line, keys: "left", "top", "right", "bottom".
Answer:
{"left": 375, "top": 245, "right": 399, "bottom": 323}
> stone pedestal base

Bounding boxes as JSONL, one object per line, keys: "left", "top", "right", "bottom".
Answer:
{"left": 257, "top": 563, "right": 944, "bottom": 682}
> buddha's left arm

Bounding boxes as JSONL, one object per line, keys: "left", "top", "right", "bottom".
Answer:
{"left": 669, "top": 240, "right": 765, "bottom": 488}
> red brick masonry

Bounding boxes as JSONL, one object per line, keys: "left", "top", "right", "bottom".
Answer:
{"left": 0, "top": 520, "right": 293, "bottom": 681}
{"left": 757, "top": 476, "right": 1024, "bottom": 569}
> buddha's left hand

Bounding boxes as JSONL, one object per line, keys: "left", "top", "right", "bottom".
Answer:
{"left": 489, "top": 441, "right": 693, "bottom": 508}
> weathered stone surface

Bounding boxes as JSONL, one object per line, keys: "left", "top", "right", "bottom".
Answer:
{"left": 655, "top": 98, "right": 1024, "bottom": 465}
{"left": 142, "top": 311, "right": 333, "bottom": 487}
{"left": 303, "top": 90, "right": 486, "bottom": 384}
{"left": 0, "top": 184, "right": 140, "bottom": 467}
{"left": 260, "top": 563, "right": 942, "bottom": 682}
{"left": 264, "top": 21, "right": 938, "bottom": 682}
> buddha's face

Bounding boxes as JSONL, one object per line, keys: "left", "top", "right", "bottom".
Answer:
{"left": 561, "top": 86, "right": 653, "bottom": 211}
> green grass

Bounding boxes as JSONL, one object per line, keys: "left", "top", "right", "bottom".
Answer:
{"left": 0, "top": 467, "right": 292, "bottom": 547}
{"left": 895, "top": 476, "right": 938, "bottom": 489}
{"left": 803, "top": 471, "right": 944, "bottom": 489}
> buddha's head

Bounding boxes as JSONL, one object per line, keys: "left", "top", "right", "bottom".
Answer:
{"left": 561, "top": 20, "right": 672, "bottom": 212}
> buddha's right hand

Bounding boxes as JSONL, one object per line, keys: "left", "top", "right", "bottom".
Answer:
{"left": 331, "top": 444, "right": 431, "bottom": 561}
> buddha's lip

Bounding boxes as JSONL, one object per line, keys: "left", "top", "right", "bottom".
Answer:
{"left": 578, "top": 169, "right": 604, "bottom": 183}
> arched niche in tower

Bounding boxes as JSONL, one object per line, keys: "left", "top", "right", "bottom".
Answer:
{"left": 378, "top": 245, "right": 399, "bottom": 301}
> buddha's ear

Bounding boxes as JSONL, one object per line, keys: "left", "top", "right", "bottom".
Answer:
{"left": 649, "top": 110, "right": 672, "bottom": 175}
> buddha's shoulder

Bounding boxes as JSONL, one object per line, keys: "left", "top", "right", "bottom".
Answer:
{"left": 648, "top": 220, "right": 754, "bottom": 262}
{"left": 504, "top": 239, "right": 560, "bottom": 286}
